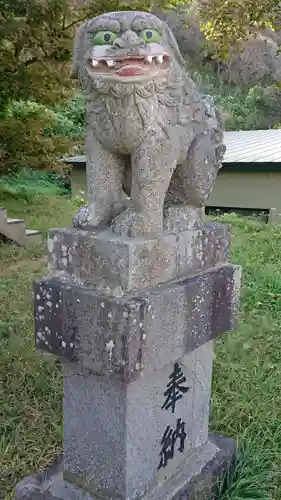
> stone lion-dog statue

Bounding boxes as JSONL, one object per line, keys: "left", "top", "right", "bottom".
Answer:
{"left": 72, "top": 10, "right": 225, "bottom": 238}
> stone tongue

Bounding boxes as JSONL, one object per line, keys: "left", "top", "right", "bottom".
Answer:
{"left": 116, "top": 66, "right": 144, "bottom": 76}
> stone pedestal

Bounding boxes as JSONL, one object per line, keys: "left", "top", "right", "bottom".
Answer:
{"left": 16, "top": 223, "right": 240, "bottom": 500}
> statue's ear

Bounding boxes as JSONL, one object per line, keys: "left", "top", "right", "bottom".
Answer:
{"left": 71, "top": 20, "right": 88, "bottom": 79}
{"left": 162, "top": 20, "right": 186, "bottom": 68}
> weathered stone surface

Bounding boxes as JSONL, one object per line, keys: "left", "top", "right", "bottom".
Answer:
{"left": 62, "top": 343, "right": 214, "bottom": 499}
{"left": 34, "top": 264, "right": 240, "bottom": 380}
{"left": 145, "top": 433, "right": 236, "bottom": 500}
{"left": 15, "top": 433, "right": 236, "bottom": 500}
{"left": 47, "top": 222, "right": 230, "bottom": 296}
{"left": 71, "top": 11, "right": 225, "bottom": 237}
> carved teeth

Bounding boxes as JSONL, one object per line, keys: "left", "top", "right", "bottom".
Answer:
{"left": 92, "top": 60, "right": 99, "bottom": 67}
{"left": 106, "top": 60, "right": 116, "bottom": 67}
{"left": 146, "top": 55, "right": 153, "bottom": 63}
{"left": 156, "top": 55, "right": 163, "bottom": 64}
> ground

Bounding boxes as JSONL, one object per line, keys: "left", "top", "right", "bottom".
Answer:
{"left": 1, "top": 194, "right": 281, "bottom": 500}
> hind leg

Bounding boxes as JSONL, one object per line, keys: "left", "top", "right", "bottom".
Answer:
{"left": 166, "top": 132, "right": 224, "bottom": 230}
{"left": 168, "top": 133, "right": 223, "bottom": 205}
{"left": 178, "top": 133, "right": 223, "bottom": 207}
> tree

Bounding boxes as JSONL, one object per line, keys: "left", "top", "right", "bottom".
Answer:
{"left": 196, "top": 0, "right": 281, "bottom": 59}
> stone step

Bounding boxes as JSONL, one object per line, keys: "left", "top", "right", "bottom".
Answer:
{"left": 0, "top": 209, "right": 41, "bottom": 246}
{"left": 5, "top": 218, "right": 26, "bottom": 244}
{"left": 25, "top": 229, "right": 42, "bottom": 245}
{"left": 7, "top": 217, "right": 25, "bottom": 224}
{"left": 0, "top": 207, "right": 7, "bottom": 226}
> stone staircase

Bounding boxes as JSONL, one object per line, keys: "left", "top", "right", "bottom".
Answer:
{"left": 0, "top": 207, "right": 41, "bottom": 246}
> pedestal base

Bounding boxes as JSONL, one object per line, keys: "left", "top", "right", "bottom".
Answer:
{"left": 15, "top": 434, "right": 236, "bottom": 500}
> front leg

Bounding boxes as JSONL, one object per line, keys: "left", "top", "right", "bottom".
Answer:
{"left": 112, "top": 130, "right": 178, "bottom": 238}
{"left": 73, "top": 134, "right": 125, "bottom": 230}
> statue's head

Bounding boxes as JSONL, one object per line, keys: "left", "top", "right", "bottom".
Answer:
{"left": 72, "top": 11, "right": 185, "bottom": 88}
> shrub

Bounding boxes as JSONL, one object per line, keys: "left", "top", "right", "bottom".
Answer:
{"left": 0, "top": 168, "right": 69, "bottom": 203}
{"left": 218, "top": 35, "right": 281, "bottom": 87}
{"left": 192, "top": 69, "right": 281, "bottom": 130}
{"left": 0, "top": 100, "right": 82, "bottom": 175}
{"left": 55, "top": 94, "right": 86, "bottom": 130}
{"left": 245, "top": 85, "right": 281, "bottom": 128}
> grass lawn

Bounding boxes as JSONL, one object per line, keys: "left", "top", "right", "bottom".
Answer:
{"left": 1, "top": 194, "right": 281, "bottom": 500}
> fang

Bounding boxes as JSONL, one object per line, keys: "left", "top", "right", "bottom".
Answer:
{"left": 106, "top": 60, "right": 115, "bottom": 67}
{"left": 156, "top": 55, "right": 163, "bottom": 64}
{"left": 146, "top": 55, "right": 153, "bottom": 64}
{"left": 92, "top": 60, "right": 99, "bottom": 67}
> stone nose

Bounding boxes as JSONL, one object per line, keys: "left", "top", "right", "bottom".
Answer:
{"left": 113, "top": 30, "right": 145, "bottom": 50}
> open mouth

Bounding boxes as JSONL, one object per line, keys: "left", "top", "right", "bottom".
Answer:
{"left": 88, "top": 54, "right": 170, "bottom": 78}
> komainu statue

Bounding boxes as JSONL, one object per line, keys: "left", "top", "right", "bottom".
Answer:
{"left": 72, "top": 11, "right": 225, "bottom": 237}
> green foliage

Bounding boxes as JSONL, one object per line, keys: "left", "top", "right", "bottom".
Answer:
{"left": 0, "top": 0, "right": 73, "bottom": 112}
{"left": 0, "top": 100, "right": 75, "bottom": 174}
{"left": 55, "top": 93, "right": 86, "bottom": 130}
{"left": 0, "top": 168, "right": 68, "bottom": 202}
{"left": 44, "top": 111, "right": 82, "bottom": 140}
{"left": 218, "top": 440, "right": 273, "bottom": 500}
{"left": 193, "top": 69, "right": 281, "bottom": 130}
{"left": 8, "top": 100, "right": 83, "bottom": 140}
{"left": 197, "top": 0, "right": 281, "bottom": 59}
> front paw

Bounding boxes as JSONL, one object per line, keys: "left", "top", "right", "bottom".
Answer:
{"left": 73, "top": 205, "right": 92, "bottom": 230}
{"left": 73, "top": 202, "right": 129, "bottom": 231}
{"left": 72, "top": 204, "right": 108, "bottom": 230}
{"left": 111, "top": 208, "right": 162, "bottom": 238}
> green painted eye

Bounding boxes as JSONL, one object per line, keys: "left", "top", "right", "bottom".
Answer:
{"left": 139, "top": 29, "right": 161, "bottom": 43}
{"left": 92, "top": 31, "right": 117, "bottom": 46}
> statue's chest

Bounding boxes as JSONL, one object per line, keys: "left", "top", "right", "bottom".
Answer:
{"left": 88, "top": 95, "right": 159, "bottom": 154}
